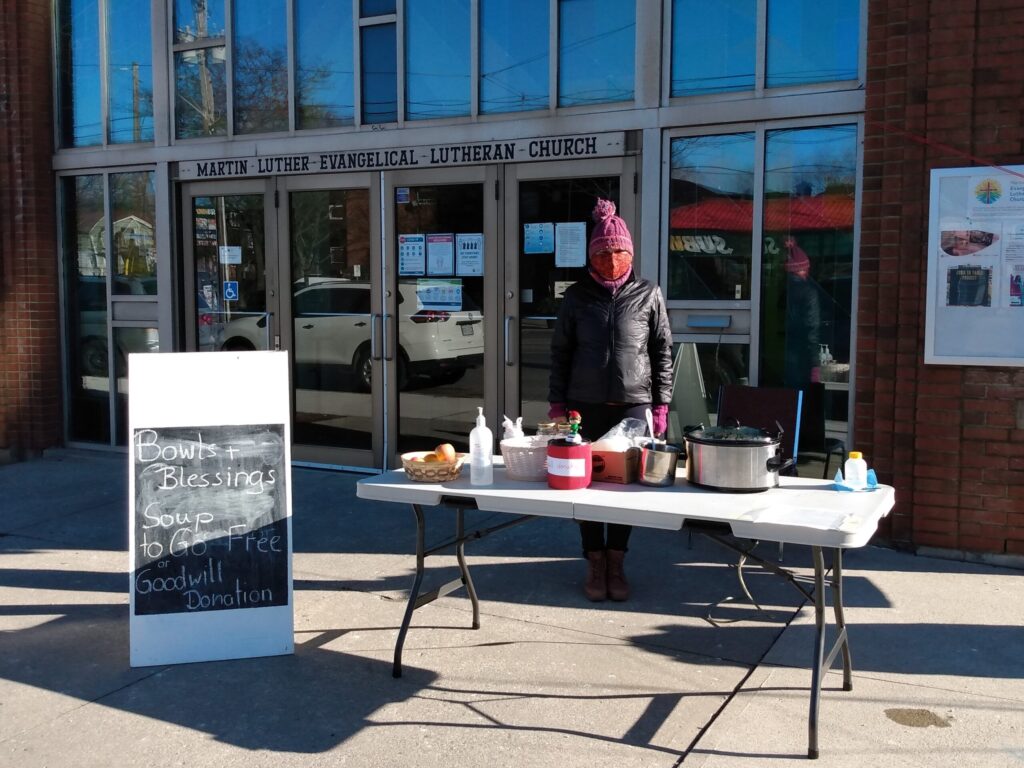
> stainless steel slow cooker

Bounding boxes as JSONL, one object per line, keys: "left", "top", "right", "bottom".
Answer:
{"left": 683, "top": 424, "right": 795, "bottom": 492}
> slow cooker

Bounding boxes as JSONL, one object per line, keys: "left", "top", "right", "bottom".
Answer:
{"left": 683, "top": 424, "right": 795, "bottom": 492}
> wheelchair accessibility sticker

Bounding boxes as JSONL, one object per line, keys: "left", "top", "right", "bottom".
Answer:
{"left": 223, "top": 281, "right": 239, "bottom": 302}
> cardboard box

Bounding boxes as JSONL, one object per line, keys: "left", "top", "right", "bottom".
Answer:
{"left": 592, "top": 447, "right": 640, "bottom": 484}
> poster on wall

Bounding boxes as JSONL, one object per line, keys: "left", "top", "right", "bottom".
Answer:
{"left": 555, "top": 222, "right": 587, "bottom": 267}
{"left": 524, "top": 223, "right": 554, "bottom": 254}
{"left": 416, "top": 279, "right": 463, "bottom": 312}
{"left": 398, "top": 234, "right": 426, "bottom": 276}
{"left": 456, "top": 233, "right": 484, "bottom": 276}
{"left": 426, "top": 233, "right": 455, "bottom": 275}
{"left": 925, "top": 164, "right": 1024, "bottom": 365}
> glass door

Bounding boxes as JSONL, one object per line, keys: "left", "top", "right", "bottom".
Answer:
{"left": 502, "top": 158, "right": 638, "bottom": 435}
{"left": 383, "top": 166, "right": 498, "bottom": 468}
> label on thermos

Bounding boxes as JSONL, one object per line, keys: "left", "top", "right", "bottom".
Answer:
{"left": 547, "top": 456, "right": 587, "bottom": 477}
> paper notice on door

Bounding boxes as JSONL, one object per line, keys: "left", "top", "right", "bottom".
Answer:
{"left": 456, "top": 233, "right": 484, "bottom": 276}
{"left": 524, "top": 223, "right": 554, "bottom": 254}
{"left": 555, "top": 222, "right": 587, "bottom": 267}
{"left": 218, "top": 245, "right": 242, "bottom": 264}
{"left": 416, "top": 278, "right": 463, "bottom": 312}
{"left": 398, "top": 234, "right": 426, "bottom": 275}
{"left": 427, "top": 233, "right": 455, "bottom": 275}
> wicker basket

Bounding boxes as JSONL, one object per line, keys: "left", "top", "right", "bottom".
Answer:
{"left": 500, "top": 435, "right": 551, "bottom": 482}
{"left": 401, "top": 451, "right": 466, "bottom": 482}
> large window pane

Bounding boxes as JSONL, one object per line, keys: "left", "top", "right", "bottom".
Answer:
{"left": 480, "top": 0, "right": 548, "bottom": 114}
{"left": 667, "top": 134, "right": 755, "bottom": 301}
{"left": 760, "top": 125, "right": 856, "bottom": 433}
{"left": 361, "top": 0, "right": 395, "bottom": 15}
{"left": 107, "top": 0, "right": 153, "bottom": 142}
{"left": 767, "top": 0, "right": 859, "bottom": 87}
{"left": 361, "top": 24, "right": 397, "bottom": 123}
{"left": 233, "top": 0, "right": 288, "bottom": 134}
{"left": 174, "top": 0, "right": 225, "bottom": 43}
{"left": 405, "top": 0, "right": 470, "bottom": 120}
{"left": 63, "top": 176, "right": 110, "bottom": 443}
{"left": 296, "top": 0, "right": 355, "bottom": 129}
{"left": 111, "top": 173, "right": 157, "bottom": 295}
{"left": 58, "top": 0, "right": 102, "bottom": 147}
{"left": 558, "top": 0, "right": 634, "bottom": 107}
{"left": 115, "top": 327, "right": 159, "bottom": 446}
{"left": 671, "top": 0, "right": 755, "bottom": 96}
{"left": 175, "top": 48, "right": 227, "bottom": 137}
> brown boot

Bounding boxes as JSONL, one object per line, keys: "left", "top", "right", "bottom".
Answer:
{"left": 584, "top": 550, "right": 607, "bottom": 601}
{"left": 606, "top": 549, "right": 629, "bottom": 601}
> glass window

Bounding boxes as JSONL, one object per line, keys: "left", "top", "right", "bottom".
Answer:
{"left": 667, "top": 133, "right": 755, "bottom": 301}
{"left": 57, "top": 0, "right": 102, "bottom": 147}
{"left": 361, "top": 0, "right": 395, "bottom": 16}
{"left": 767, "top": 0, "right": 859, "bottom": 87}
{"left": 115, "top": 326, "right": 159, "bottom": 445}
{"left": 558, "top": 0, "right": 634, "bottom": 107}
{"left": 760, "top": 125, "right": 856, "bottom": 402}
{"left": 361, "top": 24, "right": 397, "bottom": 123}
{"left": 110, "top": 173, "right": 157, "bottom": 294}
{"left": 63, "top": 175, "right": 110, "bottom": 442}
{"left": 671, "top": 0, "right": 755, "bottom": 96}
{"left": 233, "top": 0, "right": 288, "bottom": 134}
{"left": 405, "top": 0, "right": 470, "bottom": 120}
{"left": 174, "top": 0, "right": 225, "bottom": 42}
{"left": 175, "top": 48, "right": 227, "bottom": 137}
{"left": 480, "top": 0, "right": 548, "bottom": 114}
{"left": 106, "top": 0, "right": 153, "bottom": 142}
{"left": 296, "top": 0, "right": 355, "bottom": 128}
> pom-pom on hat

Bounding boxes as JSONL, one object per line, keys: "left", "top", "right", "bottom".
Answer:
{"left": 588, "top": 199, "right": 634, "bottom": 259}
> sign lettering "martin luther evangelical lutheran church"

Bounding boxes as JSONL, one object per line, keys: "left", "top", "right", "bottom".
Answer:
{"left": 178, "top": 132, "right": 625, "bottom": 180}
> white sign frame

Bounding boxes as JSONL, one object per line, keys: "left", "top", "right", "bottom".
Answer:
{"left": 925, "top": 164, "right": 1024, "bottom": 366}
{"left": 128, "top": 351, "right": 294, "bottom": 666}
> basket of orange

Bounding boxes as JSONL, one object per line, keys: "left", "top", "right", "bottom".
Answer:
{"left": 401, "top": 443, "right": 466, "bottom": 482}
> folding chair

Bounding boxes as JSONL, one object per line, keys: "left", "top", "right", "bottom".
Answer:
{"left": 798, "top": 382, "right": 846, "bottom": 479}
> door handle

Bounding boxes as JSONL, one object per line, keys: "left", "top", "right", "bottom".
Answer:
{"left": 383, "top": 314, "right": 395, "bottom": 361}
{"left": 301, "top": 324, "right": 314, "bottom": 329}
{"left": 354, "top": 321, "right": 367, "bottom": 327}
{"left": 504, "top": 315, "right": 515, "bottom": 366}
{"left": 370, "top": 313, "right": 382, "bottom": 361}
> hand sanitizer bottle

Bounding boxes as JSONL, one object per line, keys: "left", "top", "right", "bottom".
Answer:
{"left": 470, "top": 407, "right": 493, "bottom": 485}
{"left": 844, "top": 451, "right": 868, "bottom": 489}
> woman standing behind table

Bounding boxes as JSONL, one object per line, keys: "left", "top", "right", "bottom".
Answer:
{"left": 548, "top": 198, "right": 674, "bottom": 602}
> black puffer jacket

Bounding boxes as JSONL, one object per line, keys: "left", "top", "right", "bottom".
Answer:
{"left": 548, "top": 272, "right": 674, "bottom": 406}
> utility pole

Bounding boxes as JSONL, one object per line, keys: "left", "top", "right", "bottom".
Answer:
{"left": 132, "top": 62, "right": 141, "bottom": 143}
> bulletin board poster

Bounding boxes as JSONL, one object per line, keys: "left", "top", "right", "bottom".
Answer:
{"left": 926, "top": 165, "right": 1024, "bottom": 366}
{"left": 398, "top": 234, "right": 426, "bottom": 275}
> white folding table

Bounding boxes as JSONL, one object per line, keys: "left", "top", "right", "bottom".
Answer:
{"left": 357, "top": 466, "right": 895, "bottom": 759}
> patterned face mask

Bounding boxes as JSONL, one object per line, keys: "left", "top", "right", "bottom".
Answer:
{"left": 591, "top": 249, "right": 633, "bottom": 280}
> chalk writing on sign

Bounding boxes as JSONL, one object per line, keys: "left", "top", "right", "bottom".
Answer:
{"left": 132, "top": 425, "right": 288, "bottom": 616}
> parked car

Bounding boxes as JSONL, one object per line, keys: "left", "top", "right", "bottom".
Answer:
{"left": 77, "top": 276, "right": 160, "bottom": 376}
{"left": 218, "top": 279, "right": 484, "bottom": 390}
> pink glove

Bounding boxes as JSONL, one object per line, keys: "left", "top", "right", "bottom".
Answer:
{"left": 810, "top": 366, "right": 821, "bottom": 383}
{"left": 652, "top": 404, "right": 668, "bottom": 437}
{"left": 548, "top": 402, "right": 567, "bottom": 420}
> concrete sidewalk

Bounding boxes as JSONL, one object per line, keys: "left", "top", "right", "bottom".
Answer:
{"left": 0, "top": 449, "right": 1021, "bottom": 767}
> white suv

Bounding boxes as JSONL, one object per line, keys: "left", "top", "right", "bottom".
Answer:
{"left": 219, "top": 279, "right": 484, "bottom": 389}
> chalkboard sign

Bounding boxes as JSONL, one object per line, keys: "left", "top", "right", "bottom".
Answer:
{"left": 128, "top": 351, "right": 293, "bottom": 667}
{"left": 132, "top": 424, "right": 288, "bottom": 616}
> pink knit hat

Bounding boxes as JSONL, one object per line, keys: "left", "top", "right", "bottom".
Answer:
{"left": 588, "top": 199, "right": 633, "bottom": 259}
{"left": 784, "top": 238, "right": 810, "bottom": 274}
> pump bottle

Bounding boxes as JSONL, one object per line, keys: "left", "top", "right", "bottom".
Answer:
{"left": 469, "top": 407, "right": 493, "bottom": 485}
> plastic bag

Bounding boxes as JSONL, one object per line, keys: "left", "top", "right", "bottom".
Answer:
{"left": 591, "top": 417, "right": 649, "bottom": 451}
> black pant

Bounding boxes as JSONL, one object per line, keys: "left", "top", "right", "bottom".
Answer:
{"left": 568, "top": 401, "right": 651, "bottom": 556}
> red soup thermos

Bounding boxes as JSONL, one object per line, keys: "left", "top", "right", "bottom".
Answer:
{"left": 547, "top": 437, "right": 592, "bottom": 490}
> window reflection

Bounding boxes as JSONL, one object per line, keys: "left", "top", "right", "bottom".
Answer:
{"left": 480, "top": 0, "right": 548, "bottom": 114}
{"left": 361, "top": 24, "right": 397, "bottom": 123}
{"left": 107, "top": 0, "right": 153, "bottom": 142}
{"left": 63, "top": 176, "right": 110, "bottom": 443}
{"left": 58, "top": 0, "right": 102, "bottom": 147}
{"left": 558, "top": 0, "right": 635, "bottom": 107}
{"left": 233, "top": 0, "right": 288, "bottom": 134}
{"left": 406, "top": 0, "right": 470, "bottom": 120}
{"left": 667, "top": 134, "right": 755, "bottom": 301}
{"left": 174, "top": 0, "right": 225, "bottom": 43}
{"left": 361, "top": 0, "right": 395, "bottom": 15}
{"left": 175, "top": 48, "right": 227, "bottom": 137}
{"left": 760, "top": 125, "right": 856, "bottom": 430}
{"left": 671, "top": 0, "right": 755, "bottom": 96}
{"left": 767, "top": 0, "right": 859, "bottom": 87}
{"left": 296, "top": 0, "right": 355, "bottom": 129}
{"left": 111, "top": 173, "right": 157, "bottom": 294}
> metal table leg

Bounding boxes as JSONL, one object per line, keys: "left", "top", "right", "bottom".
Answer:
{"left": 393, "top": 504, "right": 427, "bottom": 678}
{"left": 807, "top": 546, "right": 852, "bottom": 759}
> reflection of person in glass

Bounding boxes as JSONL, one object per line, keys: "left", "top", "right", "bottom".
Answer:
{"left": 783, "top": 237, "right": 820, "bottom": 389}
{"left": 548, "top": 199, "right": 674, "bottom": 603}
{"left": 122, "top": 236, "right": 148, "bottom": 276}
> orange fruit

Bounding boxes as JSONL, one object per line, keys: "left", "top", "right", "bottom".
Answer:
{"left": 435, "top": 443, "right": 457, "bottom": 463}
{"left": 422, "top": 453, "right": 440, "bottom": 463}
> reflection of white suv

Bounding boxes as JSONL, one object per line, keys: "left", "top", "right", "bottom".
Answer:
{"left": 219, "top": 280, "right": 483, "bottom": 389}
{"left": 78, "top": 276, "right": 160, "bottom": 376}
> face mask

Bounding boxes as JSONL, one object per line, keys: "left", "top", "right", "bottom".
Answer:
{"left": 591, "top": 250, "right": 632, "bottom": 280}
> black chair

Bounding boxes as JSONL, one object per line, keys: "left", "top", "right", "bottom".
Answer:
{"left": 716, "top": 384, "right": 803, "bottom": 474}
{"left": 799, "top": 382, "right": 846, "bottom": 479}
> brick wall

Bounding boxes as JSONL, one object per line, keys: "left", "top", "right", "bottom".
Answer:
{"left": 862, "top": 0, "right": 1024, "bottom": 556}
{"left": 0, "top": 0, "right": 61, "bottom": 458}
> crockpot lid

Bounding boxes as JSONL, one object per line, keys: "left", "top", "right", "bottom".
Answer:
{"left": 686, "top": 424, "right": 775, "bottom": 444}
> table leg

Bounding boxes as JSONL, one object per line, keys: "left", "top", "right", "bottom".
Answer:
{"left": 393, "top": 503, "right": 427, "bottom": 678}
{"left": 456, "top": 507, "right": 480, "bottom": 630}
{"left": 832, "top": 548, "right": 853, "bottom": 691}
{"left": 808, "top": 546, "right": 826, "bottom": 759}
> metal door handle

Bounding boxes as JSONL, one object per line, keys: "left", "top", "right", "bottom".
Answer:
{"left": 371, "top": 313, "right": 382, "bottom": 361}
{"left": 384, "top": 314, "right": 395, "bottom": 361}
{"left": 504, "top": 316, "right": 515, "bottom": 366}
{"left": 301, "top": 324, "right": 314, "bottom": 329}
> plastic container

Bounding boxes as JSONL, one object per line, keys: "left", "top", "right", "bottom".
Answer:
{"left": 469, "top": 407, "right": 493, "bottom": 485}
{"left": 844, "top": 450, "right": 868, "bottom": 489}
{"left": 547, "top": 437, "right": 592, "bottom": 490}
